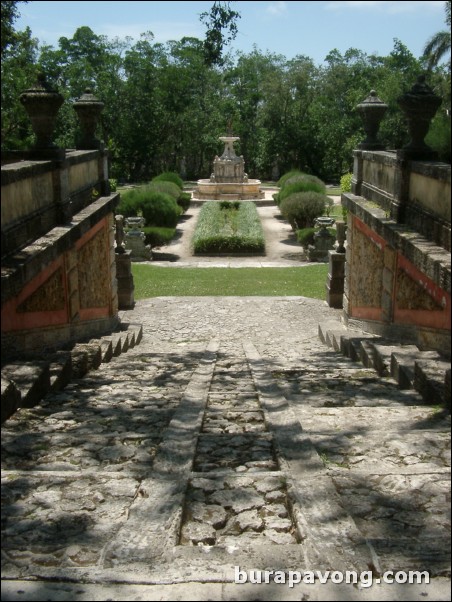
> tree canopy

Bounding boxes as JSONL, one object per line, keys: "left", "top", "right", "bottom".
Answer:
{"left": 1, "top": 1, "right": 450, "bottom": 179}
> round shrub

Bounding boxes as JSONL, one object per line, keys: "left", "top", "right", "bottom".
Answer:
{"left": 147, "top": 181, "right": 181, "bottom": 200}
{"left": 280, "top": 192, "right": 327, "bottom": 230}
{"left": 283, "top": 173, "right": 326, "bottom": 194}
{"left": 279, "top": 180, "right": 326, "bottom": 204}
{"left": 152, "top": 171, "right": 183, "bottom": 189}
{"left": 177, "top": 191, "right": 192, "bottom": 212}
{"left": 277, "top": 170, "right": 302, "bottom": 188}
{"left": 140, "top": 192, "right": 180, "bottom": 228}
{"left": 116, "top": 190, "right": 140, "bottom": 217}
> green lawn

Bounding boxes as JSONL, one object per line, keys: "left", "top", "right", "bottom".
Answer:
{"left": 131, "top": 265, "right": 329, "bottom": 299}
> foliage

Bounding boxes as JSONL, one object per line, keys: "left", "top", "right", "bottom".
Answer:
{"left": 283, "top": 173, "right": 326, "bottom": 193}
{"left": 2, "top": 4, "right": 450, "bottom": 179}
{"left": 142, "top": 226, "right": 177, "bottom": 247}
{"left": 324, "top": 197, "right": 334, "bottom": 216}
{"left": 152, "top": 171, "right": 184, "bottom": 189}
{"left": 117, "top": 186, "right": 181, "bottom": 227}
{"left": 277, "top": 180, "right": 326, "bottom": 205}
{"left": 280, "top": 192, "right": 327, "bottom": 230}
{"left": 296, "top": 227, "right": 336, "bottom": 248}
{"left": 139, "top": 191, "right": 180, "bottom": 228}
{"left": 109, "top": 178, "right": 117, "bottom": 192}
{"left": 192, "top": 201, "right": 265, "bottom": 253}
{"left": 132, "top": 264, "right": 329, "bottom": 299}
{"left": 296, "top": 227, "right": 316, "bottom": 248}
{"left": 340, "top": 172, "right": 353, "bottom": 193}
{"left": 116, "top": 192, "right": 140, "bottom": 218}
{"left": 1, "top": 0, "right": 28, "bottom": 57}
{"left": 200, "top": 1, "right": 240, "bottom": 66}
{"left": 422, "top": 1, "right": 451, "bottom": 70}
{"left": 177, "top": 192, "right": 192, "bottom": 212}
{"left": 147, "top": 180, "right": 181, "bottom": 200}
{"left": 277, "top": 170, "right": 303, "bottom": 188}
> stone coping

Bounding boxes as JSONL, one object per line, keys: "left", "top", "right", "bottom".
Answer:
{"left": 1, "top": 149, "right": 106, "bottom": 186}
{"left": 356, "top": 149, "right": 451, "bottom": 182}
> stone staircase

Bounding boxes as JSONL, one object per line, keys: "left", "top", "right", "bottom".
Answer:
{"left": 318, "top": 321, "right": 451, "bottom": 410}
{"left": 1, "top": 322, "right": 143, "bottom": 424}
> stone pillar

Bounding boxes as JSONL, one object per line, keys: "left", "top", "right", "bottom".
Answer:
{"left": 51, "top": 162, "right": 72, "bottom": 224}
{"left": 115, "top": 251, "right": 135, "bottom": 309}
{"left": 392, "top": 156, "right": 410, "bottom": 223}
{"left": 326, "top": 251, "right": 346, "bottom": 308}
{"left": 114, "top": 215, "right": 134, "bottom": 309}
{"left": 351, "top": 150, "right": 363, "bottom": 196}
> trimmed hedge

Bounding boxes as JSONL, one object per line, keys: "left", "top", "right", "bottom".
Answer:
{"left": 274, "top": 171, "right": 326, "bottom": 206}
{"left": 143, "top": 226, "right": 177, "bottom": 247}
{"left": 117, "top": 186, "right": 181, "bottom": 227}
{"left": 280, "top": 192, "right": 327, "bottom": 230}
{"left": 192, "top": 201, "right": 265, "bottom": 254}
{"left": 152, "top": 171, "right": 184, "bottom": 189}
{"left": 140, "top": 192, "right": 180, "bottom": 227}
{"left": 147, "top": 180, "right": 181, "bottom": 200}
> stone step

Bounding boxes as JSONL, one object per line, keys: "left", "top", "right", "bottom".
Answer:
{"left": 1, "top": 377, "right": 21, "bottom": 423}
{"left": 48, "top": 350, "right": 72, "bottom": 392}
{"left": 318, "top": 321, "right": 451, "bottom": 408}
{"left": 0, "top": 321, "right": 144, "bottom": 422}
{"left": 1, "top": 361, "right": 50, "bottom": 409}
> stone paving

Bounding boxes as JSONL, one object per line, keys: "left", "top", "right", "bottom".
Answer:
{"left": 1, "top": 294, "right": 451, "bottom": 600}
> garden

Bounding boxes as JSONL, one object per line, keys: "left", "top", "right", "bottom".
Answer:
{"left": 113, "top": 166, "right": 351, "bottom": 300}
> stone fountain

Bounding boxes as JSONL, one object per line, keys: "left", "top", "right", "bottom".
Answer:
{"left": 194, "top": 136, "right": 264, "bottom": 200}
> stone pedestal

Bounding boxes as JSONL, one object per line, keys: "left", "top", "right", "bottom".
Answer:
{"left": 307, "top": 218, "right": 336, "bottom": 262}
{"left": 326, "top": 251, "right": 346, "bottom": 308}
{"left": 124, "top": 217, "right": 152, "bottom": 261}
{"left": 115, "top": 250, "right": 135, "bottom": 309}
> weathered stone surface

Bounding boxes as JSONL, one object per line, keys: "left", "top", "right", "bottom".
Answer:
{"left": 190, "top": 503, "right": 227, "bottom": 529}
{"left": 1, "top": 361, "right": 50, "bottom": 409}
{"left": 180, "top": 522, "right": 216, "bottom": 546}
{"left": 0, "top": 296, "right": 449, "bottom": 584}
{"left": 1, "top": 377, "right": 21, "bottom": 423}
{"left": 231, "top": 509, "right": 264, "bottom": 532}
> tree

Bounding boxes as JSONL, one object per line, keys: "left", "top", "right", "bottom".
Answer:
{"left": 422, "top": 1, "right": 451, "bottom": 70}
{"left": 199, "top": 1, "right": 240, "bottom": 66}
{"left": 1, "top": 1, "right": 38, "bottom": 150}
{"left": 1, "top": 0, "right": 28, "bottom": 57}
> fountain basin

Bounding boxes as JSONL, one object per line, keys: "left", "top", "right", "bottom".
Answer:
{"left": 193, "top": 179, "right": 265, "bottom": 201}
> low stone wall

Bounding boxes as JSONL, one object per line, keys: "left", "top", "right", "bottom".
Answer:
{"left": 342, "top": 192, "right": 451, "bottom": 354}
{"left": 1, "top": 150, "right": 110, "bottom": 259}
{"left": 1, "top": 151, "right": 120, "bottom": 360}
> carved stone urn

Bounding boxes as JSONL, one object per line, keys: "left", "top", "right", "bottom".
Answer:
{"left": 397, "top": 75, "right": 441, "bottom": 159}
{"left": 19, "top": 73, "right": 64, "bottom": 149}
{"left": 356, "top": 90, "right": 388, "bottom": 150}
{"left": 73, "top": 88, "right": 104, "bottom": 149}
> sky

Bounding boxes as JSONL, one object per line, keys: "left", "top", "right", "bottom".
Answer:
{"left": 16, "top": 0, "right": 448, "bottom": 66}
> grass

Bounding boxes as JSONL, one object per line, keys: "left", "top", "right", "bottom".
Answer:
{"left": 131, "top": 264, "right": 329, "bottom": 299}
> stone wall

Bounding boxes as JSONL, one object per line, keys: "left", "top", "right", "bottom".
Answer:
{"left": 343, "top": 152, "right": 451, "bottom": 354}
{"left": 1, "top": 150, "right": 120, "bottom": 359}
